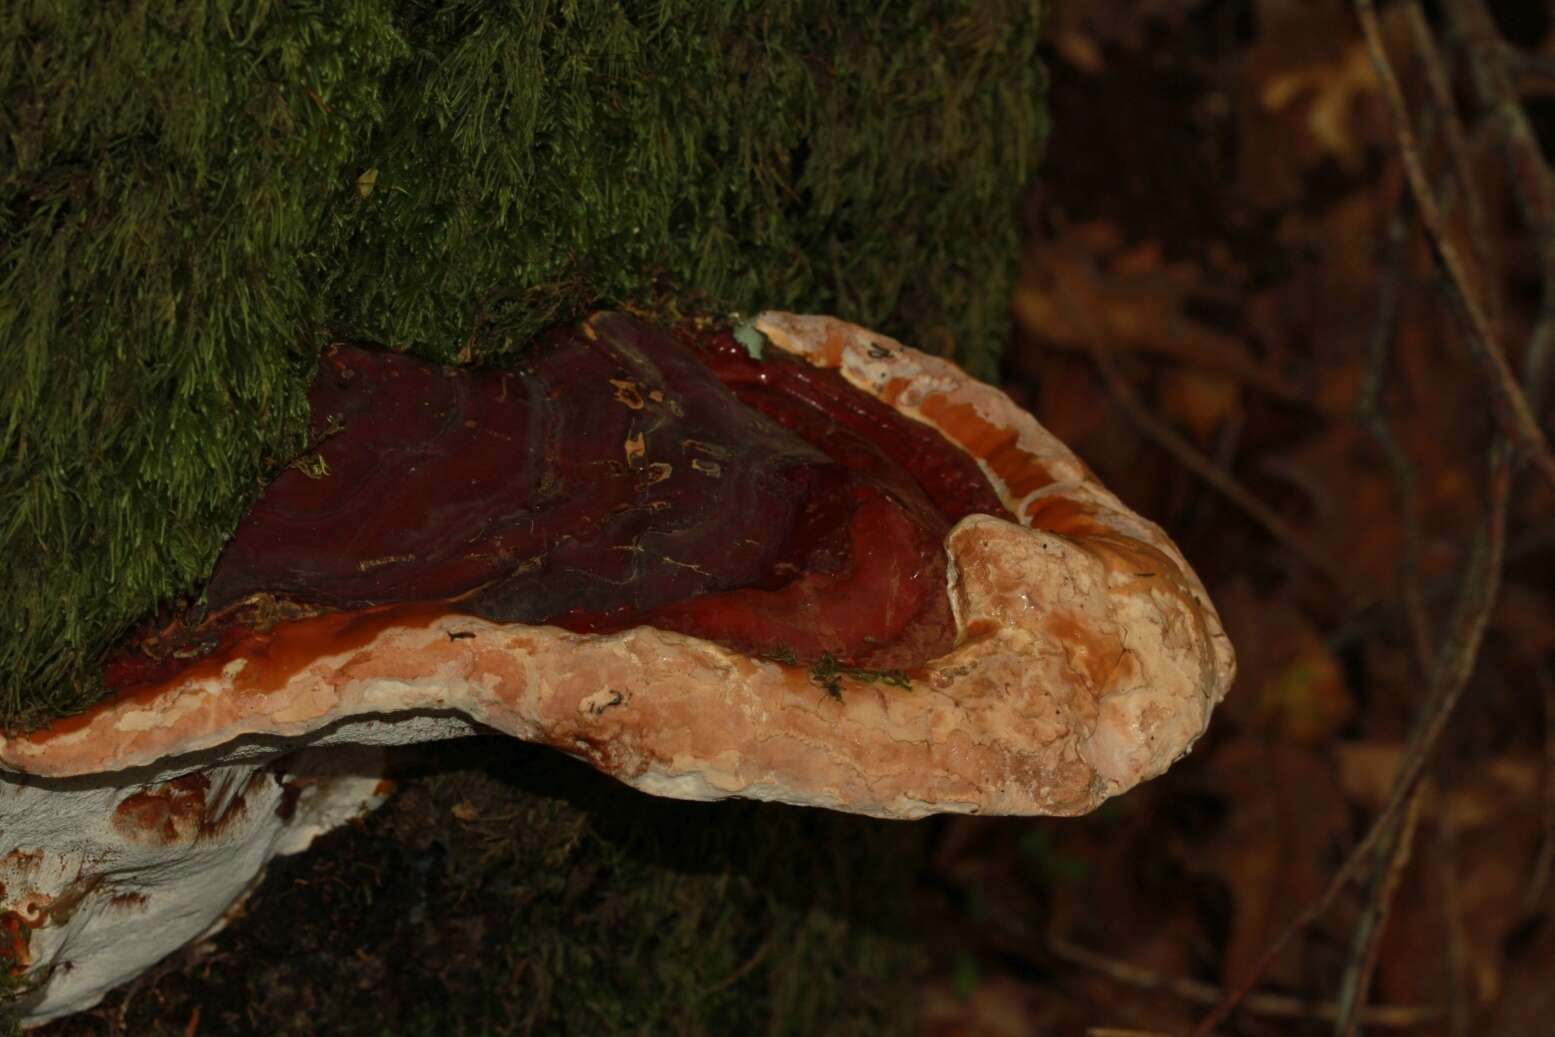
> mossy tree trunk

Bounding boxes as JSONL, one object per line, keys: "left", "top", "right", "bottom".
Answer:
{"left": 2, "top": 0, "right": 1045, "bottom": 730}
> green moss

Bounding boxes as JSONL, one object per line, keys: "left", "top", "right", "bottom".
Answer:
{"left": 383, "top": 745, "right": 926, "bottom": 1035}
{"left": 0, "top": 953, "right": 38, "bottom": 1035}
{"left": 0, "top": 0, "right": 1046, "bottom": 728}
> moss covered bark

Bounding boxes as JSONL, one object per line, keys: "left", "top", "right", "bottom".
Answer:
{"left": 0, "top": 0, "right": 1045, "bottom": 728}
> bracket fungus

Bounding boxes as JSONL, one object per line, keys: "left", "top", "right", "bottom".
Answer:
{"left": 1, "top": 312, "right": 1233, "bottom": 1023}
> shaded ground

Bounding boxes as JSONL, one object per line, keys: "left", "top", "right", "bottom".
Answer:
{"left": 30, "top": 1, "right": 1555, "bottom": 1034}
{"left": 42, "top": 737, "right": 924, "bottom": 1036}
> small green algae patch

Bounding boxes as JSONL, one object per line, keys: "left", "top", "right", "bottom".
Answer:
{"left": 809, "top": 653, "right": 912, "bottom": 699}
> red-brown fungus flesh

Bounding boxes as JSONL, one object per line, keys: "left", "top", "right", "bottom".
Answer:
{"left": 102, "top": 313, "right": 1011, "bottom": 700}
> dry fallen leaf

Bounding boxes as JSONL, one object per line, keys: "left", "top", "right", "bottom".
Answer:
{"left": 1227, "top": 0, "right": 1396, "bottom": 205}
{"left": 1258, "top": 40, "right": 1378, "bottom": 169}
{"left": 1335, "top": 742, "right": 1539, "bottom": 831}
{"left": 1014, "top": 226, "right": 1297, "bottom": 407}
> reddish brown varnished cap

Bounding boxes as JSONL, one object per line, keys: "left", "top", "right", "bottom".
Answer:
{"left": 1, "top": 313, "right": 1234, "bottom": 819}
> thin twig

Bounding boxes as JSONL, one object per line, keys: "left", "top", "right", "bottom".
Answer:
{"left": 1045, "top": 933, "right": 1441, "bottom": 1029}
{"left": 1356, "top": 207, "right": 1435, "bottom": 676}
{"left": 1356, "top": 0, "right": 1555, "bottom": 490}
{"left": 1446, "top": 0, "right": 1555, "bottom": 409}
{"left": 1448, "top": 0, "right": 1555, "bottom": 925}
{"left": 1092, "top": 346, "right": 1343, "bottom": 583}
{"left": 1402, "top": 1, "right": 1499, "bottom": 323}
{"left": 1195, "top": 441, "right": 1511, "bottom": 1035}
{"left": 1038, "top": 252, "right": 1355, "bottom": 592}
{"left": 1332, "top": 786, "right": 1425, "bottom": 1037}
